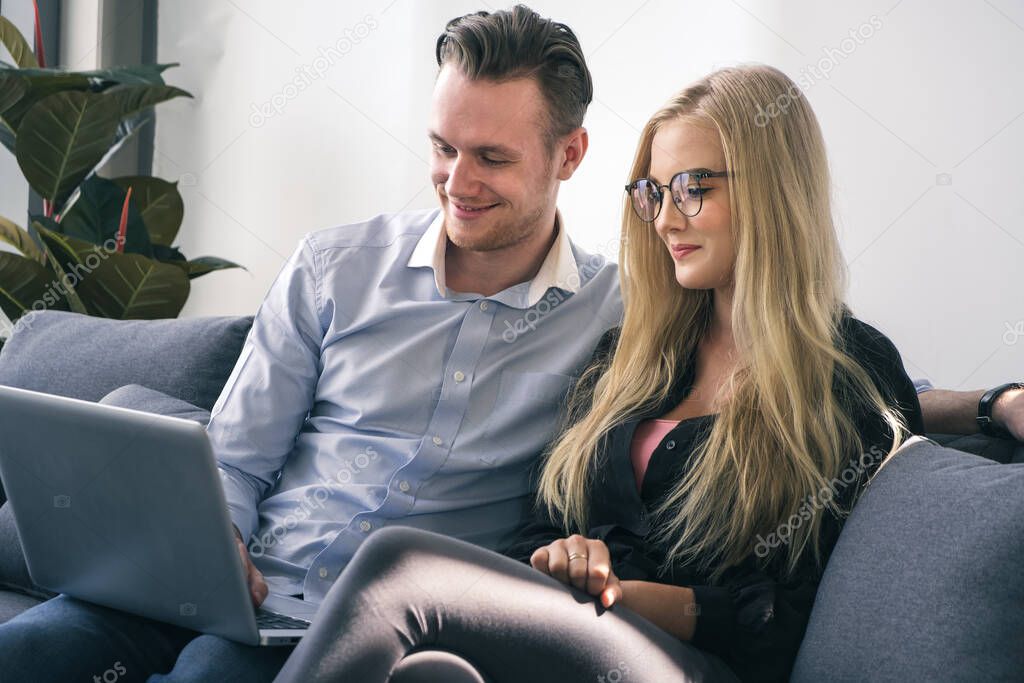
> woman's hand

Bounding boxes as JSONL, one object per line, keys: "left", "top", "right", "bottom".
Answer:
{"left": 529, "top": 534, "right": 623, "bottom": 608}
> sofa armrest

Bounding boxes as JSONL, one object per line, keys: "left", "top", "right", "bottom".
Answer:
{"left": 925, "top": 432, "right": 1024, "bottom": 464}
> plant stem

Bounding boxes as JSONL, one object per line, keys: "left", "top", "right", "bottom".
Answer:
{"left": 116, "top": 187, "right": 133, "bottom": 253}
{"left": 32, "top": 0, "right": 46, "bottom": 67}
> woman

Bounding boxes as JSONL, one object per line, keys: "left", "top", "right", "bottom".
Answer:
{"left": 275, "top": 64, "right": 924, "bottom": 683}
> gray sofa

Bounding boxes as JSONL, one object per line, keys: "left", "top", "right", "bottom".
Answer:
{"left": 0, "top": 311, "right": 1021, "bottom": 682}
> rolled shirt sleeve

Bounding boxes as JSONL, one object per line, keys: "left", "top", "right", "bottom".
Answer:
{"left": 206, "top": 235, "right": 325, "bottom": 542}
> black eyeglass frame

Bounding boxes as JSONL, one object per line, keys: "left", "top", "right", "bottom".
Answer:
{"left": 624, "top": 170, "right": 730, "bottom": 222}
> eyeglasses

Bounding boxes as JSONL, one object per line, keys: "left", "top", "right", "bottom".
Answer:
{"left": 624, "top": 170, "right": 729, "bottom": 222}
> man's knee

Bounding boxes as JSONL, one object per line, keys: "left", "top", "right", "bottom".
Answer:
{"left": 0, "top": 600, "right": 114, "bottom": 679}
{"left": 153, "top": 634, "right": 291, "bottom": 682}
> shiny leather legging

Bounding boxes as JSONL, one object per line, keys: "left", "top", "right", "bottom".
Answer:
{"left": 274, "top": 525, "right": 739, "bottom": 683}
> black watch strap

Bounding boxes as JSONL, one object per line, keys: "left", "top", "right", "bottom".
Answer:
{"left": 977, "top": 382, "right": 1024, "bottom": 437}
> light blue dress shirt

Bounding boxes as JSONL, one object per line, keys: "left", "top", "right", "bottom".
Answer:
{"left": 207, "top": 208, "right": 623, "bottom": 601}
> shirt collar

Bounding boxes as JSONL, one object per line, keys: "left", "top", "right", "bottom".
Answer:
{"left": 407, "top": 209, "right": 581, "bottom": 307}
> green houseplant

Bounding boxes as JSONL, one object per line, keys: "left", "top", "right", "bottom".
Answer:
{"left": 0, "top": 13, "right": 241, "bottom": 345}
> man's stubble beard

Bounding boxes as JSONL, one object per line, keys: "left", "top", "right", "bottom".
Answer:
{"left": 448, "top": 202, "right": 549, "bottom": 253}
{"left": 446, "top": 170, "right": 556, "bottom": 253}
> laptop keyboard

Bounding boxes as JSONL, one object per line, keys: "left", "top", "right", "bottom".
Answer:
{"left": 256, "top": 610, "right": 311, "bottom": 631}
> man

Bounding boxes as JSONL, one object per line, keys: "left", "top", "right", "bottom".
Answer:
{"left": 916, "top": 380, "right": 1023, "bottom": 441}
{"left": 0, "top": 6, "right": 621, "bottom": 681}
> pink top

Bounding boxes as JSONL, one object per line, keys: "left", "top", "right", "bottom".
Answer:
{"left": 629, "top": 418, "right": 678, "bottom": 492}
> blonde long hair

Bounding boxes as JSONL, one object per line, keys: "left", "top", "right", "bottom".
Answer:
{"left": 537, "top": 65, "right": 907, "bottom": 583}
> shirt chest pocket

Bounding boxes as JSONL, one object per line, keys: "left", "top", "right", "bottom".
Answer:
{"left": 475, "top": 371, "right": 576, "bottom": 465}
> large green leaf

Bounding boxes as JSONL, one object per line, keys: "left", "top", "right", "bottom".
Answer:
{"left": 15, "top": 90, "right": 122, "bottom": 204}
{"left": 0, "top": 70, "right": 92, "bottom": 131}
{"left": 57, "top": 176, "right": 153, "bottom": 256}
{"left": 78, "top": 63, "right": 176, "bottom": 87}
{"left": 88, "top": 250, "right": 190, "bottom": 319}
{"left": 32, "top": 221, "right": 87, "bottom": 314}
{"left": 1, "top": 62, "right": 174, "bottom": 89}
{"left": 185, "top": 256, "right": 245, "bottom": 279}
{"left": 28, "top": 214, "right": 61, "bottom": 238}
{"left": 88, "top": 110, "right": 152, "bottom": 181}
{"left": 0, "top": 74, "right": 26, "bottom": 153}
{"left": 0, "top": 73, "right": 27, "bottom": 119}
{"left": 0, "top": 251, "right": 64, "bottom": 323}
{"left": 0, "top": 63, "right": 180, "bottom": 131}
{"left": 112, "top": 176, "right": 184, "bottom": 246}
{"left": 0, "top": 17, "right": 38, "bottom": 69}
{"left": 103, "top": 84, "right": 191, "bottom": 120}
{"left": 151, "top": 243, "right": 186, "bottom": 263}
{"left": 0, "top": 118, "right": 14, "bottom": 154}
{"left": 0, "top": 215, "right": 43, "bottom": 262}
{"left": 36, "top": 225, "right": 189, "bottom": 319}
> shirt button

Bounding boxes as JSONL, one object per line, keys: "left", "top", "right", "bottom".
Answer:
{"left": 432, "top": 435, "right": 443, "bottom": 446}
{"left": 453, "top": 371, "right": 465, "bottom": 383}
{"left": 398, "top": 480, "right": 411, "bottom": 492}
{"left": 665, "top": 440, "right": 676, "bottom": 450}
{"left": 480, "top": 301, "right": 490, "bottom": 311}
{"left": 318, "top": 567, "right": 328, "bottom": 579}
{"left": 359, "top": 520, "right": 372, "bottom": 532}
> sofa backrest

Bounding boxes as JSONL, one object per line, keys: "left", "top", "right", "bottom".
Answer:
{"left": 0, "top": 310, "right": 253, "bottom": 411}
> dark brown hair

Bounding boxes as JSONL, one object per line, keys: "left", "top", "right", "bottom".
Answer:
{"left": 435, "top": 4, "right": 593, "bottom": 147}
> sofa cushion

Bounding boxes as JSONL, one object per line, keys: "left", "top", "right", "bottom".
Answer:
{"left": 0, "top": 589, "right": 43, "bottom": 624}
{"left": 99, "top": 384, "right": 213, "bottom": 425}
{"left": 927, "top": 432, "right": 1024, "bottom": 464}
{"left": 0, "top": 502, "right": 55, "bottom": 602}
{"left": 791, "top": 436, "right": 1024, "bottom": 682}
{"left": 0, "top": 310, "right": 252, "bottom": 412}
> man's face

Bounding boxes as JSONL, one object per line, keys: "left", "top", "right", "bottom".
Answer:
{"left": 428, "top": 65, "right": 560, "bottom": 252}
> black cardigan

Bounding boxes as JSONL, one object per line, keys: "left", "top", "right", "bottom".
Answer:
{"left": 500, "top": 316, "right": 925, "bottom": 682}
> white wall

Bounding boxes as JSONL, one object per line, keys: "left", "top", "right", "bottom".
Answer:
{"left": 153, "top": 0, "right": 1023, "bottom": 391}
{"left": 59, "top": 0, "right": 101, "bottom": 71}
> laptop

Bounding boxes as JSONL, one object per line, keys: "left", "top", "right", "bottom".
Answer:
{"left": 0, "top": 385, "right": 318, "bottom": 646}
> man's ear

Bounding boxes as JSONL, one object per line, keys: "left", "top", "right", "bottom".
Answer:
{"left": 556, "top": 127, "right": 589, "bottom": 181}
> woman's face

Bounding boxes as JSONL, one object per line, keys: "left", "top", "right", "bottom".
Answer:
{"left": 648, "top": 120, "right": 735, "bottom": 292}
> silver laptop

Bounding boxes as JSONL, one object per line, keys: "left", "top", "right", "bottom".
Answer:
{"left": 0, "top": 385, "right": 318, "bottom": 646}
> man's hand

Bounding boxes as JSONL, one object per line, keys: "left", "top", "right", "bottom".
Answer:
{"left": 233, "top": 525, "right": 268, "bottom": 607}
{"left": 529, "top": 534, "right": 622, "bottom": 608}
{"left": 993, "top": 387, "right": 1024, "bottom": 441}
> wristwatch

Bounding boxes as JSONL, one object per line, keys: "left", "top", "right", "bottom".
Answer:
{"left": 976, "top": 382, "right": 1024, "bottom": 438}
